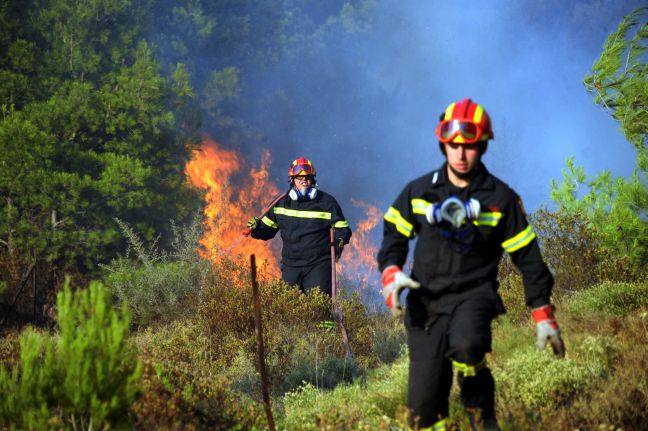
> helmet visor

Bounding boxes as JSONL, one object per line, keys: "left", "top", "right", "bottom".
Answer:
{"left": 436, "top": 120, "right": 482, "bottom": 144}
{"left": 290, "top": 163, "right": 314, "bottom": 176}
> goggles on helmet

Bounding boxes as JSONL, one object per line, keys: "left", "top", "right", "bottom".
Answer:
{"left": 290, "top": 163, "right": 315, "bottom": 176}
{"left": 436, "top": 119, "right": 484, "bottom": 144}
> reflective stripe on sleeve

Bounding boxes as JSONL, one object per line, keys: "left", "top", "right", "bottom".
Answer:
{"left": 274, "top": 207, "right": 332, "bottom": 220}
{"left": 411, "top": 198, "right": 433, "bottom": 215}
{"left": 384, "top": 206, "right": 413, "bottom": 238}
{"left": 474, "top": 211, "right": 502, "bottom": 227}
{"left": 261, "top": 216, "right": 278, "bottom": 228}
{"left": 333, "top": 220, "right": 349, "bottom": 228}
{"left": 502, "top": 225, "right": 536, "bottom": 253}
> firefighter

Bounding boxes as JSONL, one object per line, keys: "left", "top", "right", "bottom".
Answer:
{"left": 377, "top": 98, "right": 565, "bottom": 431}
{"left": 247, "top": 157, "right": 352, "bottom": 297}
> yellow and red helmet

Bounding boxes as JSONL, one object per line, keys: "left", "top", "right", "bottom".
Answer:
{"left": 435, "top": 98, "right": 494, "bottom": 144}
{"left": 288, "top": 157, "right": 316, "bottom": 177}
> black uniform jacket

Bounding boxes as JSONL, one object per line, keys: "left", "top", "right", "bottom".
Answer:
{"left": 251, "top": 190, "right": 352, "bottom": 267}
{"left": 377, "top": 162, "right": 553, "bottom": 309}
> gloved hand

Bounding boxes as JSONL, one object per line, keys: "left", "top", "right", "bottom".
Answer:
{"left": 246, "top": 216, "right": 259, "bottom": 230}
{"left": 531, "top": 304, "right": 566, "bottom": 358}
{"left": 425, "top": 197, "right": 480, "bottom": 228}
{"left": 381, "top": 265, "right": 421, "bottom": 317}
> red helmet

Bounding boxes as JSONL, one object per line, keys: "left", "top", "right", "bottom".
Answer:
{"left": 435, "top": 98, "right": 494, "bottom": 144}
{"left": 288, "top": 157, "right": 316, "bottom": 177}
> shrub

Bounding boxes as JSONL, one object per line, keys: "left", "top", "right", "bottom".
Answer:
{"left": 493, "top": 336, "right": 614, "bottom": 410}
{"left": 102, "top": 216, "right": 209, "bottom": 326}
{"left": 369, "top": 313, "right": 407, "bottom": 365}
{"left": 0, "top": 280, "right": 142, "bottom": 430}
{"left": 198, "top": 265, "right": 376, "bottom": 396}
{"left": 530, "top": 208, "right": 645, "bottom": 295}
{"left": 280, "top": 350, "right": 409, "bottom": 431}
{"left": 568, "top": 281, "right": 648, "bottom": 316}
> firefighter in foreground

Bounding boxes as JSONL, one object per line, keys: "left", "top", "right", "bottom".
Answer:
{"left": 247, "top": 157, "right": 352, "bottom": 297}
{"left": 377, "top": 98, "right": 565, "bottom": 430}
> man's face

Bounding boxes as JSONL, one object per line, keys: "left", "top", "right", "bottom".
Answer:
{"left": 293, "top": 175, "right": 314, "bottom": 189}
{"left": 444, "top": 142, "right": 482, "bottom": 176}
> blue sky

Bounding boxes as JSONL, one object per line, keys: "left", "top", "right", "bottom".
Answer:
{"left": 259, "top": 0, "right": 644, "bottom": 220}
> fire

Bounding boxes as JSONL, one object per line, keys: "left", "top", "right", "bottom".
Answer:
{"left": 184, "top": 136, "right": 385, "bottom": 292}
{"left": 184, "top": 136, "right": 281, "bottom": 277}
{"left": 338, "top": 198, "right": 382, "bottom": 290}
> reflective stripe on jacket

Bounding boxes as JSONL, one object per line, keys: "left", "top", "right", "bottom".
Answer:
{"left": 377, "top": 162, "right": 552, "bottom": 308}
{"left": 251, "top": 190, "right": 352, "bottom": 267}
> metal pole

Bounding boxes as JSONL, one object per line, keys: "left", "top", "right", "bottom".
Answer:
{"left": 250, "top": 254, "right": 276, "bottom": 431}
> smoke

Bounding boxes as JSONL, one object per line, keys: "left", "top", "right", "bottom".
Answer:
{"left": 154, "top": 0, "right": 643, "bottom": 249}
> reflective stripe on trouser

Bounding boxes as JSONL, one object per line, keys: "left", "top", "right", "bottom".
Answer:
{"left": 407, "top": 291, "right": 498, "bottom": 427}
{"left": 281, "top": 258, "right": 332, "bottom": 297}
{"left": 422, "top": 419, "right": 447, "bottom": 431}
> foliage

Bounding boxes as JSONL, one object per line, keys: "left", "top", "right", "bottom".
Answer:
{"left": 550, "top": 157, "right": 648, "bottom": 266}
{"left": 102, "top": 216, "right": 209, "bottom": 326}
{"left": 551, "top": 7, "right": 648, "bottom": 266}
{"left": 568, "top": 280, "right": 648, "bottom": 316}
{"left": 584, "top": 7, "right": 648, "bottom": 152}
{"left": 0, "top": 0, "right": 201, "bottom": 295}
{"left": 280, "top": 350, "right": 409, "bottom": 431}
{"left": 132, "top": 319, "right": 264, "bottom": 430}
{"left": 493, "top": 336, "right": 614, "bottom": 410}
{"left": 198, "top": 261, "right": 376, "bottom": 396}
{"left": 0, "top": 280, "right": 141, "bottom": 430}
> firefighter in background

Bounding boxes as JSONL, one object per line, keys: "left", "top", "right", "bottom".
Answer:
{"left": 377, "top": 99, "right": 565, "bottom": 431}
{"left": 247, "top": 157, "right": 352, "bottom": 297}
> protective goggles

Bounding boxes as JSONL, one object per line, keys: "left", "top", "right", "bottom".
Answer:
{"left": 436, "top": 119, "right": 484, "bottom": 144}
{"left": 290, "top": 163, "right": 314, "bottom": 176}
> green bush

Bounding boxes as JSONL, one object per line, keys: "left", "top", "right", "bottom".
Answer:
{"left": 568, "top": 281, "right": 648, "bottom": 316}
{"left": 280, "top": 350, "right": 409, "bottom": 431}
{"left": 102, "top": 217, "right": 209, "bottom": 326}
{"left": 0, "top": 280, "right": 142, "bottom": 430}
{"left": 198, "top": 266, "right": 376, "bottom": 396}
{"left": 493, "top": 336, "right": 614, "bottom": 410}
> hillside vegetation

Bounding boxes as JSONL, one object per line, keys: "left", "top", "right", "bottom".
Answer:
{"left": 1, "top": 2, "right": 647, "bottom": 430}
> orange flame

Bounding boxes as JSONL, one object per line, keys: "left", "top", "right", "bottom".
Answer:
{"left": 338, "top": 198, "right": 382, "bottom": 290}
{"left": 184, "top": 137, "right": 281, "bottom": 277}
{"left": 185, "top": 136, "right": 384, "bottom": 292}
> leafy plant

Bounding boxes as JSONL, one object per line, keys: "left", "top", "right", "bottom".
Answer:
{"left": 102, "top": 216, "right": 210, "bottom": 326}
{"left": 0, "top": 280, "right": 142, "bottom": 429}
{"left": 568, "top": 280, "right": 648, "bottom": 316}
{"left": 551, "top": 7, "right": 648, "bottom": 266}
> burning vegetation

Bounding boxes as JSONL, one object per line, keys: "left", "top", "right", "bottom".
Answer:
{"left": 184, "top": 136, "right": 382, "bottom": 292}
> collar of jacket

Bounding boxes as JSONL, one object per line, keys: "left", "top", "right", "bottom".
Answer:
{"left": 431, "top": 162, "right": 495, "bottom": 192}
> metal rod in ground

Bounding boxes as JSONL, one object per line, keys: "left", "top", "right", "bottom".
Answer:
{"left": 250, "top": 254, "right": 276, "bottom": 431}
{"left": 329, "top": 228, "right": 357, "bottom": 376}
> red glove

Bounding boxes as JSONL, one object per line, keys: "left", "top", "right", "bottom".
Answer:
{"left": 381, "top": 265, "right": 420, "bottom": 317}
{"left": 531, "top": 304, "right": 566, "bottom": 358}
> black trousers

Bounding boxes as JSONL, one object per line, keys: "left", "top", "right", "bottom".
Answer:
{"left": 281, "top": 258, "right": 332, "bottom": 296}
{"left": 406, "top": 288, "right": 500, "bottom": 428}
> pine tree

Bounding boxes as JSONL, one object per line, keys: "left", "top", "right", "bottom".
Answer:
{"left": 551, "top": 7, "right": 648, "bottom": 265}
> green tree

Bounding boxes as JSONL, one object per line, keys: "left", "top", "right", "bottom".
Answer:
{"left": 0, "top": 0, "right": 201, "bottom": 288}
{"left": 551, "top": 7, "right": 648, "bottom": 265}
{"left": 0, "top": 280, "right": 141, "bottom": 429}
